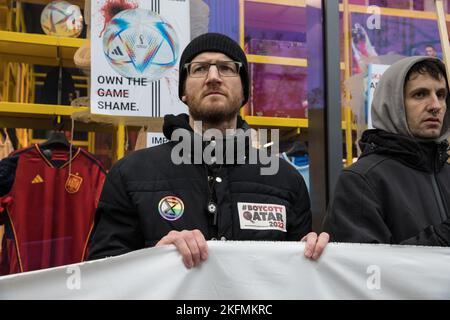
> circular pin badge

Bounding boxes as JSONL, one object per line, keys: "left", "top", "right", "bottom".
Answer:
{"left": 158, "top": 196, "right": 184, "bottom": 221}
{"left": 207, "top": 202, "right": 217, "bottom": 214}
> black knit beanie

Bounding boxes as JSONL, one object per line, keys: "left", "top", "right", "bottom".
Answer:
{"left": 178, "top": 32, "right": 249, "bottom": 106}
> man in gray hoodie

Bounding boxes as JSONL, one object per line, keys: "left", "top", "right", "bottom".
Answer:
{"left": 324, "top": 56, "right": 450, "bottom": 246}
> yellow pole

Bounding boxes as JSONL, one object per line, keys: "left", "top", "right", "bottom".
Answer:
{"left": 343, "top": 0, "right": 353, "bottom": 166}
{"left": 88, "top": 132, "right": 95, "bottom": 153}
{"left": 239, "top": 0, "right": 247, "bottom": 119}
{"left": 116, "top": 124, "right": 125, "bottom": 160}
{"left": 15, "top": 3, "right": 20, "bottom": 32}
{"left": 22, "top": 64, "right": 27, "bottom": 103}
{"left": 25, "top": 65, "right": 30, "bottom": 103}
{"left": 20, "top": 63, "right": 25, "bottom": 102}
{"left": 239, "top": 0, "right": 244, "bottom": 49}
{"left": 19, "top": 3, "right": 26, "bottom": 32}
{"left": 2, "top": 62, "right": 8, "bottom": 100}
{"left": 15, "top": 64, "right": 20, "bottom": 102}
{"left": 436, "top": 0, "right": 450, "bottom": 76}
{"left": 6, "top": 3, "right": 12, "bottom": 31}
{"left": 30, "top": 69, "right": 36, "bottom": 103}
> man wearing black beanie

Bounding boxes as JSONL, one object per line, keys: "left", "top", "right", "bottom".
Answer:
{"left": 178, "top": 32, "right": 250, "bottom": 107}
{"left": 176, "top": 32, "right": 250, "bottom": 132}
{"left": 89, "top": 33, "right": 329, "bottom": 269}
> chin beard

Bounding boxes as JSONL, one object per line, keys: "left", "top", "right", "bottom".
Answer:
{"left": 188, "top": 101, "right": 241, "bottom": 125}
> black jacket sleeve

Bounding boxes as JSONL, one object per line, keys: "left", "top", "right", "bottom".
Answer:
{"left": 324, "top": 170, "right": 450, "bottom": 246}
{"left": 286, "top": 174, "right": 312, "bottom": 240}
{"left": 88, "top": 161, "right": 145, "bottom": 260}
{"left": 324, "top": 170, "right": 395, "bottom": 243}
{"left": 400, "top": 221, "right": 450, "bottom": 246}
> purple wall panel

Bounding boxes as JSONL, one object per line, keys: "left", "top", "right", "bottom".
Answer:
{"left": 204, "top": 0, "right": 240, "bottom": 41}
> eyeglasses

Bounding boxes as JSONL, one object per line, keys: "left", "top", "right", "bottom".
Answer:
{"left": 184, "top": 61, "right": 242, "bottom": 78}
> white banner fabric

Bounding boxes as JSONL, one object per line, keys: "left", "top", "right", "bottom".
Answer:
{"left": 0, "top": 242, "right": 449, "bottom": 300}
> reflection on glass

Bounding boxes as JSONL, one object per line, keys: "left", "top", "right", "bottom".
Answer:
{"left": 244, "top": 1, "right": 306, "bottom": 59}
{"left": 347, "top": 0, "right": 450, "bottom": 13}
{"left": 349, "top": 12, "right": 443, "bottom": 75}
{"left": 250, "top": 63, "right": 308, "bottom": 118}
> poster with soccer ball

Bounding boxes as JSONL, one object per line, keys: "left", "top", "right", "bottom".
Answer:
{"left": 91, "top": 0, "right": 190, "bottom": 117}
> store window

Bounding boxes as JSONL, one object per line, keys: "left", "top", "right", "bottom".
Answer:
{"left": 0, "top": 0, "right": 333, "bottom": 275}
{"left": 349, "top": 0, "right": 450, "bottom": 11}
{"left": 204, "top": 0, "right": 331, "bottom": 220}
{"left": 243, "top": 1, "right": 308, "bottom": 119}
{"left": 340, "top": 0, "right": 450, "bottom": 159}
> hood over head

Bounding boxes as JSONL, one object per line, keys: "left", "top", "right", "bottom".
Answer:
{"left": 371, "top": 56, "right": 450, "bottom": 142}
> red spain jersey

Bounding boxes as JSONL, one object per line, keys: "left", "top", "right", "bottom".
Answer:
{"left": 0, "top": 144, "right": 106, "bottom": 275}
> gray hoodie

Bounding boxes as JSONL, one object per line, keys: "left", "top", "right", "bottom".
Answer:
{"left": 371, "top": 56, "right": 450, "bottom": 142}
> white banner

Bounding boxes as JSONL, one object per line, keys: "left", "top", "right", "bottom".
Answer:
{"left": 90, "top": 0, "right": 190, "bottom": 117}
{"left": 0, "top": 242, "right": 449, "bottom": 300}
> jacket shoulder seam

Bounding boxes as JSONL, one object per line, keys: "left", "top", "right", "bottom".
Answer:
{"left": 347, "top": 155, "right": 391, "bottom": 175}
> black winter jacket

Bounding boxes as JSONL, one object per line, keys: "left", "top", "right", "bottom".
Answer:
{"left": 324, "top": 129, "right": 450, "bottom": 246}
{"left": 88, "top": 114, "right": 311, "bottom": 259}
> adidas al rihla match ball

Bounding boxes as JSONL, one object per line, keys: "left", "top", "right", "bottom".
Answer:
{"left": 40, "top": 0, "right": 84, "bottom": 37}
{"left": 102, "top": 8, "right": 180, "bottom": 81}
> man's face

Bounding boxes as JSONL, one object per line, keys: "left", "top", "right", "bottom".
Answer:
{"left": 182, "top": 52, "right": 244, "bottom": 124}
{"left": 404, "top": 72, "right": 447, "bottom": 139}
{"left": 425, "top": 47, "right": 437, "bottom": 57}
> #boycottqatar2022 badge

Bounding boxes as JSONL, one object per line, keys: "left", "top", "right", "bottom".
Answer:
{"left": 65, "top": 173, "right": 83, "bottom": 194}
{"left": 237, "top": 202, "right": 287, "bottom": 232}
{"left": 158, "top": 196, "right": 184, "bottom": 221}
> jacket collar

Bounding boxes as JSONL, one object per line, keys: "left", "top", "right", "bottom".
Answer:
{"left": 162, "top": 113, "right": 252, "bottom": 165}
{"left": 359, "top": 129, "right": 449, "bottom": 172}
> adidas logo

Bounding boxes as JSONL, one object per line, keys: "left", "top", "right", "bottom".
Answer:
{"left": 111, "top": 46, "right": 124, "bottom": 56}
{"left": 32, "top": 174, "right": 44, "bottom": 184}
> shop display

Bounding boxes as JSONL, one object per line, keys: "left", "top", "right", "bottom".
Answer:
{"left": 74, "top": 41, "right": 91, "bottom": 74}
{"left": 0, "top": 0, "right": 449, "bottom": 301}
{"left": 40, "top": 0, "right": 84, "bottom": 37}
{"left": 0, "top": 144, "right": 106, "bottom": 275}
{"left": 242, "top": 1, "right": 308, "bottom": 118}
{"left": 42, "top": 67, "right": 76, "bottom": 105}
{"left": 0, "top": 129, "right": 14, "bottom": 160}
{"left": 350, "top": 12, "right": 443, "bottom": 75}
{"left": 351, "top": 23, "right": 378, "bottom": 74}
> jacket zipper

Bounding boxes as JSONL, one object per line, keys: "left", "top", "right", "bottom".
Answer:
{"left": 204, "top": 166, "right": 219, "bottom": 237}
{"left": 430, "top": 176, "right": 447, "bottom": 221}
{"left": 431, "top": 148, "right": 448, "bottom": 221}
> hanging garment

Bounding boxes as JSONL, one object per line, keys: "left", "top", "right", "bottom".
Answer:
{"left": 134, "top": 127, "right": 148, "bottom": 151}
{"left": 0, "top": 129, "right": 14, "bottom": 160}
{"left": 0, "top": 144, "right": 106, "bottom": 275}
